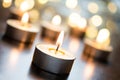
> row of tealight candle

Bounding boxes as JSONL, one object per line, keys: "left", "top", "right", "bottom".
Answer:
{"left": 4, "top": 12, "right": 39, "bottom": 43}
{"left": 83, "top": 28, "right": 112, "bottom": 62}
{"left": 3, "top": 5, "right": 76, "bottom": 75}
{"left": 3, "top": 1, "right": 112, "bottom": 75}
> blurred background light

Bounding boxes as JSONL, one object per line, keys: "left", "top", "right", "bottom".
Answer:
{"left": 91, "top": 15, "right": 103, "bottom": 27}
{"left": 108, "top": 2, "right": 117, "bottom": 13}
{"left": 88, "top": 2, "right": 99, "bottom": 14}
{"left": 66, "top": 0, "right": 78, "bottom": 9}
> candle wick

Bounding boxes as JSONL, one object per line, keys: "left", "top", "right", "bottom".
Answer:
{"left": 55, "top": 44, "right": 60, "bottom": 54}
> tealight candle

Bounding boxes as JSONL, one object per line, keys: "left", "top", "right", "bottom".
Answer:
{"left": 40, "top": 15, "right": 67, "bottom": 43}
{"left": 9, "top": 0, "right": 34, "bottom": 20}
{"left": 9, "top": 7, "right": 23, "bottom": 20}
{"left": 82, "top": 28, "right": 113, "bottom": 62}
{"left": 4, "top": 12, "right": 39, "bottom": 43}
{"left": 68, "top": 13, "right": 87, "bottom": 39}
{"left": 32, "top": 31, "right": 75, "bottom": 74}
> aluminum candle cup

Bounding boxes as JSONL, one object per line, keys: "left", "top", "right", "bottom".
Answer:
{"left": 68, "top": 16, "right": 87, "bottom": 39}
{"left": 9, "top": 7, "right": 23, "bottom": 20}
{"left": 32, "top": 44, "right": 75, "bottom": 74}
{"left": 40, "top": 21, "right": 65, "bottom": 43}
{"left": 70, "top": 27, "right": 85, "bottom": 39}
{"left": 82, "top": 39, "right": 112, "bottom": 62}
{"left": 4, "top": 19, "right": 39, "bottom": 43}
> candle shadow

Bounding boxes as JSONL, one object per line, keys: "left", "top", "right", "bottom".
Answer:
{"left": 29, "top": 62, "right": 69, "bottom": 80}
{"left": 2, "top": 36, "right": 32, "bottom": 49}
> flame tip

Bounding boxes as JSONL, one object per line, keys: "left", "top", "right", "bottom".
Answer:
{"left": 56, "top": 31, "right": 65, "bottom": 47}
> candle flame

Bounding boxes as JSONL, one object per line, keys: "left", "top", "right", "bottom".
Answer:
{"left": 56, "top": 31, "right": 64, "bottom": 48}
{"left": 91, "top": 15, "right": 103, "bottom": 27}
{"left": 21, "top": 12, "right": 29, "bottom": 26}
{"left": 96, "top": 28, "right": 110, "bottom": 45}
{"left": 52, "top": 15, "right": 61, "bottom": 25}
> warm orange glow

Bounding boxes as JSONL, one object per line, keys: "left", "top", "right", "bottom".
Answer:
{"left": 14, "top": 0, "right": 24, "bottom": 8}
{"left": 29, "top": 9, "right": 40, "bottom": 23}
{"left": 21, "top": 12, "right": 29, "bottom": 25}
{"left": 52, "top": 15, "right": 62, "bottom": 25}
{"left": 9, "top": 48, "right": 20, "bottom": 68}
{"left": 77, "top": 17, "right": 87, "bottom": 29}
{"left": 84, "top": 63, "right": 95, "bottom": 80}
{"left": 56, "top": 31, "right": 64, "bottom": 47}
{"left": 2, "top": 0, "right": 12, "bottom": 8}
{"left": 68, "top": 13, "right": 80, "bottom": 27}
{"left": 96, "top": 28, "right": 110, "bottom": 47}
{"left": 108, "top": 2, "right": 117, "bottom": 13}
{"left": 86, "top": 26, "right": 98, "bottom": 39}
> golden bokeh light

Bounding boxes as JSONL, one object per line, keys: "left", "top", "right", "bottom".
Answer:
{"left": 96, "top": 28, "right": 110, "bottom": 44}
{"left": 2, "top": 0, "right": 12, "bottom": 8}
{"left": 106, "top": 20, "right": 116, "bottom": 31}
{"left": 66, "top": 0, "right": 78, "bottom": 9}
{"left": 91, "top": 15, "right": 103, "bottom": 27}
{"left": 15, "top": 0, "right": 35, "bottom": 11}
{"left": 108, "top": 2, "right": 117, "bottom": 13}
{"left": 38, "top": 0, "right": 48, "bottom": 5}
{"left": 96, "top": 28, "right": 110, "bottom": 48}
{"left": 68, "top": 13, "right": 87, "bottom": 29}
{"left": 29, "top": 9, "right": 40, "bottom": 23}
{"left": 88, "top": 2, "right": 99, "bottom": 13}
{"left": 20, "top": 1, "right": 29, "bottom": 12}
{"left": 52, "top": 15, "right": 62, "bottom": 25}
{"left": 14, "top": 0, "right": 24, "bottom": 8}
{"left": 77, "top": 17, "right": 87, "bottom": 29}
{"left": 86, "top": 26, "right": 98, "bottom": 39}
{"left": 68, "top": 13, "right": 81, "bottom": 27}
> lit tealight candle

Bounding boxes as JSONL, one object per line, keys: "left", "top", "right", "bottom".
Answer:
{"left": 9, "top": 0, "right": 35, "bottom": 20}
{"left": 4, "top": 12, "right": 39, "bottom": 43}
{"left": 96, "top": 28, "right": 110, "bottom": 49}
{"left": 40, "top": 15, "right": 67, "bottom": 43}
{"left": 68, "top": 13, "right": 87, "bottom": 39}
{"left": 82, "top": 28, "right": 112, "bottom": 62}
{"left": 32, "top": 31, "right": 75, "bottom": 74}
